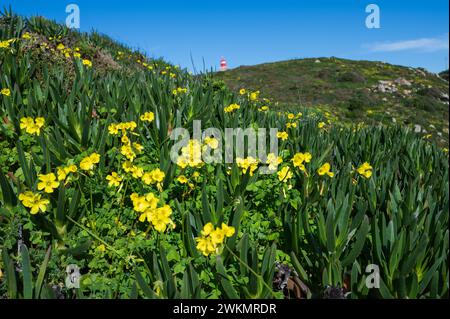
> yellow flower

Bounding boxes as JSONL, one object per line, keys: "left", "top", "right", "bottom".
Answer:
{"left": 122, "top": 161, "right": 134, "bottom": 172}
{"left": 192, "top": 171, "right": 200, "bottom": 179}
{"left": 317, "top": 163, "right": 334, "bottom": 178}
{"left": 277, "top": 131, "right": 288, "bottom": 141}
{"left": 121, "top": 144, "right": 136, "bottom": 161}
{"left": 318, "top": 122, "right": 326, "bottom": 129}
{"left": 151, "top": 168, "right": 165, "bottom": 183}
{"left": 236, "top": 157, "right": 259, "bottom": 176}
{"left": 287, "top": 113, "right": 295, "bottom": 120}
{"left": 239, "top": 88, "right": 246, "bottom": 95}
{"left": 210, "top": 229, "right": 225, "bottom": 245}
{"left": 106, "top": 172, "right": 122, "bottom": 187}
{"left": 19, "top": 192, "right": 49, "bottom": 215}
{"left": 204, "top": 137, "right": 219, "bottom": 149}
{"left": 57, "top": 164, "right": 78, "bottom": 181}
{"left": 133, "top": 142, "right": 144, "bottom": 153}
{"left": 249, "top": 91, "right": 259, "bottom": 101}
{"left": 286, "top": 122, "right": 297, "bottom": 129}
{"left": 196, "top": 236, "right": 216, "bottom": 256}
{"left": 356, "top": 162, "right": 373, "bottom": 179}
{"left": 140, "top": 112, "right": 155, "bottom": 122}
{"left": 151, "top": 205, "right": 174, "bottom": 232}
{"left": 121, "top": 134, "right": 130, "bottom": 145}
{"left": 1, "top": 88, "right": 11, "bottom": 96}
{"left": 292, "top": 152, "right": 312, "bottom": 172}
{"left": 258, "top": 106, "right": 269, "bottom": 112}
{"left": 37, "top": 173, "right": 59, "bottom": 193}
{"left": 82, "top": 59, "right": 92, "bottom": 67}
{"left": 224, "top": 103, "right": 240, "bottom": 113}
{"left": 201, "top": 222, "right": 215, "bottom": 236}
{"left": 19, "top": 117, "right": 44, "bottom": 135}
{"left": 56, "top": 43, "right": 65, "bottom": 50}
{"left": 220, "top": 223, "right": 236, "bottom": 237}
{"left": 177, "top": 140, "right": 204, "bottom": 168}
{"left": 266, "top": 153, "right": 282, "bottom": 171}
{"left": 130, "top": 166, "right": 144, "bottom": 179}
{"left": 0, "top": 39, "right": 14, "bottom": 49}
{"left": 108, "top": 123, "right": 120, "bottom": 135}
{"left": 35, "top": 117, "right": 45, "bottom": 128}
{"left": 177, "top": 175, "right": 188, "bottom": 184}
{"left": 132, "top": 194, "right": 151, "bottom": 213}
{"left": 173, "top": 87, "right": 187, "bottom": 95}
{"left": 80, "top": 153, "right": 101, "bottom": 171}
{"left": 73, "top": 52, "right": 81, "bottom": 59}
{"left": 277, "top": 166, "right": 293, "bottom": 182}
{"left": 196, "top": 223, "right": 235, "bottom": 256}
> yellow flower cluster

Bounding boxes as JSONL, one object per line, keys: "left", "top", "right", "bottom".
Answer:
{"left": 258, "top": 106, "right": 269, "bottom": 112}
{"left": 82, "top": 59, "right": 92, "bottom": 67}
{"left": 142, "top": 168, "right": 165, "bottom": 186}
{"left": 317, "top": 163, "right": 334, "bottom": 178}
{"left": 236, "top": 157, "right": 259, "bottom": 176}
{"left": 356, "top": 162, "right": 373, "bottom": 179}
{"left": 224, "top": 103, "right": 240, "bottom": 113}
{"left": 106, "top": 172, "right": 122, "bottom": 187}
{"left": 196, "top": 223, "right": 235, "bottom": 256}
{"left": 55, "top": 43, "right": 84, "bottom": 60}
{"left": 177, "top": 139, "right": 204, "bottom": 169}
{"left": 266, "top": 153, "right": 282, "bottom": 171}
{"left": 22, "top": 32, "right": 32, "bottom": 40}
{"left": 278, "top": 166, "right": 293, "bottom": 182}
{"left": 131, "top": 192, "right": 175, "bottom": 232}
{"left": 277, "top": 131, "right": 288, "bottom": 141}
{"left": 0, "top": 39, "right": 14, "bottom": 49}
{"left": 286, "top": 122, "right": 297, "bottom": 129}
{"left": 57, "top": 164, "right": 78, "bottom": 181}
{"left": 203, "top": 137, "right": 219, "bottom": 150}
{"left": 80, "top": 153, "right": 101, "bottom": 171}
{"left": 172, "top": 87, "right": 187, "bottom": 95}
{"left": 19, "top": 191, "right": 50, "bottom": 215}
{"left": 122, "top": 161, "right": 143, "bottom": 178}
{"left": 140, "top": 112, "right": 155, "bottom": 122}
{"left": 20, "top": 117, "right": 45, "bottom": 135}
{"left": 249, "top": 91, "right": 260, "bottom": 101}
{"left": 292, "top": 152, "right": 312, "bottom": 172}
{"left": 108, "top": 121, "right": 137, "bottom": 135}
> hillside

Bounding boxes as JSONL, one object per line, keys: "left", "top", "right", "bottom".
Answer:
{"left": 0, "top": 9, "right": 449, "bottom": 300}
{"left": 215, "top": 58, "right": 450, "bottom": 144}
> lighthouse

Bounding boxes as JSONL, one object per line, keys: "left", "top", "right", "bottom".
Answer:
{"left": 220, "top": 57, "right": 227, "bottom": 71}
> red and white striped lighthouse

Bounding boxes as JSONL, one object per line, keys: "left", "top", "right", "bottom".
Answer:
{"left": 220, "top": 57, "right": 227, "bottom": 71}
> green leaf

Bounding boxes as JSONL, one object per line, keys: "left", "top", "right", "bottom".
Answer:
{"left": 342, "top": 215, "right": 370, "bottom": 267}
{"left": 0, "top": 172, "right": 17, "bottom": 208}
{"left": 35, "top": 245, "right": 52, "bottom": 298}
{"left": 2, "top": 249, "right": 17, "bottom": 299}
{"left": 134, "top": 267, "right": 157, "bottom": 299}
{"left": 20, "top": 244, "right": 33, "bottom": 299}
{"left": 215, "top": 255, "right": 239, "bottom": 299}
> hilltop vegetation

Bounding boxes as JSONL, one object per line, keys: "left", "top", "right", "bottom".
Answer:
{"left": 215, "top": 58, "right": 450, "bottom": 145}
{"left": 0, "top": 9, "right": 449, "bottom": 299}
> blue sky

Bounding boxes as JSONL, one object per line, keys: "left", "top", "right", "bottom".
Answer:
{"left": 2, "top": 0, "right": 449, "bottom": 72}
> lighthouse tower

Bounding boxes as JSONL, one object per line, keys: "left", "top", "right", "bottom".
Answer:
{"left": 220, "top": 57, "right": 227, "bottom": 71}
